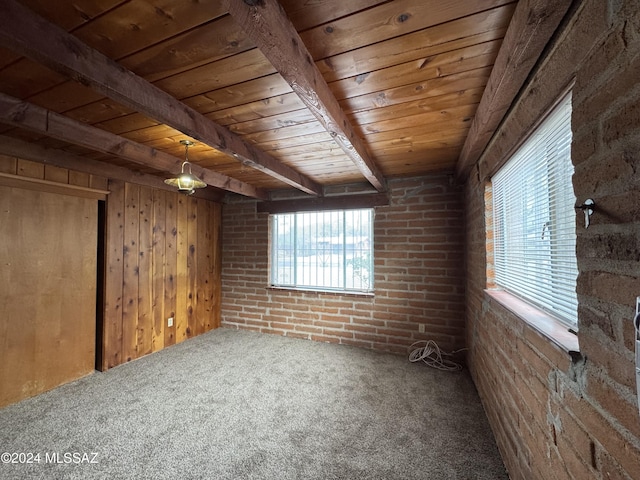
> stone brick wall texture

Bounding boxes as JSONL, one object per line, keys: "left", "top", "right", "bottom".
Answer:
{"left": 465, "top": 1, "right": 640, "bottom": 479}
{"left": 221, "top": 175, "right": 466, "bottom": 355}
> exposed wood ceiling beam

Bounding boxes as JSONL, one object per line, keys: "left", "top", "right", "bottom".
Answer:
{"left": 0, "top": 0, "right": 322, "bottom": 196}
{"left": 226, "top": 0, "right": 387, "bottom": 192}
{"left": 0, "top": 135, "right": 225, "bottom": 202}
{"left": 455, "top": 0, "right": 574, "bottom": 180}
{"left": 0, "top": 93, "right": 269, "bottom": 200}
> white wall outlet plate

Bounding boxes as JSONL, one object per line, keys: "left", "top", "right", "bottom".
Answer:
{"left": 168, "top": 317, "right": 174, "bottom": 327}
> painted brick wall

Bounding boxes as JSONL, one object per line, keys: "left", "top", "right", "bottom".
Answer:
{"left": 466, "top": 1, "right": 640, "bottom": 479}
{"left": 222, "top": 175, "right": 465, "bottom": 355}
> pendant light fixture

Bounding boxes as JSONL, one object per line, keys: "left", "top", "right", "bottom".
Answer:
{"left": 164, "top": 140, "right": 207, "bottom": 195}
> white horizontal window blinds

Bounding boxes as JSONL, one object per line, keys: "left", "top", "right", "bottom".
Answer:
{"left": 492, "top": 93, "right": 578, "bottom": 328}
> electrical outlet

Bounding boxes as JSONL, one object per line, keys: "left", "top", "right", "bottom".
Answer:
{"left": 418, "top": 324, "right": 425, "bottom": 333}
{"left": 168, "top": 317, "right": 174, "bottom": 327}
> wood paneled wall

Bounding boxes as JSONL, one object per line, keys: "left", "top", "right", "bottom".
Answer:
{"left": 0, "top": 155, "right": 107, "bottom": 407}
{"left": 0, "top": 185, "right": 98, "bottom": 408}
{"left": 0, "top": 153, "right": 223, "bottom": 375}
{"left": 101, "top": 179, "right": 222, "bottom": 370}
{"left": 0, "top": 155, "right": 109, "bottom": 191}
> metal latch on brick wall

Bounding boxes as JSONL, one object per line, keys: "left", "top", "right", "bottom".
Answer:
{"left": 575, "top": 198, "right": 595, "bottom": 228}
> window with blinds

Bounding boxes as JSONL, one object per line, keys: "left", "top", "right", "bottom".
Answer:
{"left": 491, "top": 92, "right": 578, "bottom": 328}
{"left": 270, "top": 209, "right": 373, "bottom": 293}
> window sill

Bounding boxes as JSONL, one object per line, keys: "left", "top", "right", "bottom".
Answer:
{"left": 484, "top": 289, "right": 580, "bottom": 354}
{"left": 268, "top": 286, "right": 375, "bottom": 298}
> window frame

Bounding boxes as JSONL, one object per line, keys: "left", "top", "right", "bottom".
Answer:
{"left": 269, "top": 208, "right": 374, "bottom": 295}
{"left": 488, "top": 91, "right": 578, "bottom": 331}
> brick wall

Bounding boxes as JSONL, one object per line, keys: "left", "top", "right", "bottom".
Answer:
{"left": 222, "top": 175, "right": 466, "bottom": 354}
{"left": 466, "top": 1, "right": 640, "bottom": 479}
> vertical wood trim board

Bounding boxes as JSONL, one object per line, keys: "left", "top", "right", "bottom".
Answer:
{"left": 103, "top": 180, "right": 125, "bottom": 369}
{"left": 164, "top": 192, "right": 178, "bottom": 348}
{"left": 101, "top": 181, "right": 222, "bottom": 370}
{"left": 151, "top": 189, "right": 167, "bottom": 354}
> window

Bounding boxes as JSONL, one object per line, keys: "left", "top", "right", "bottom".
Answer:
{"left": 491, "top": 92, "right": 578, "bottom": 328}
{"left": 270, "top": 209, "right": 373, "bottom": 293}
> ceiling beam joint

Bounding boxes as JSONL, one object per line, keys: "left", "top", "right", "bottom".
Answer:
{"left": 0, "top": 0, "right": 322, "bottom": 196}
{"left": 226, "top": 0, "right": 387, "bottom": 192}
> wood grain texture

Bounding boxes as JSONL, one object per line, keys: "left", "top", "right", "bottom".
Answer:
{"left": 101, "top": 181, "right": 222, "bottom": 367}
{"left": 0, "top": 135, "right": 224, "bottom": 202}
{"left": 211, "top": 203, "right": 222, "bottom": 330}
{"left": 0, "top": 0, "right": 520, "bottom": 193}
{"left": 0, "top": 93, "right": 267, "bottom": 199}
{"left": 186, "top": 197, "right": 198, "bottom": 338}
{"left": 102, "top": 179, "right": 125, "bottom": 370}
{"left": 175, "top": 195, "right": 189, "bottom": 344}
{"left": 122, "top": 182, "right": 140, "bottom": 363}
{"left": 317, "top": 6, "right": 514, "bottom": 83}
{"left": 280, "top": 0, "right": 386, "bottom": 32}
{"left": 300, "top": 0, "right": 514, "bottom": 60}
{"left": 137, "top": 185, "right": 154, "bottom": 357}
{"left": 164, "top": 192, "right": 178, "bottom": 347}
{"left": 227, "top": 0, "right": 387, "bottom": 191}
{"left": 456, "top": 0, "right": 573, "bottom": 179}
{"left": 152, "top": 189, "right": 167, "bottom": 353}
{"left": 0, "top": 0, "right": 322, "bottom": 195}
{"left": 0, "top": 185, "right": 97, "bottom": 407}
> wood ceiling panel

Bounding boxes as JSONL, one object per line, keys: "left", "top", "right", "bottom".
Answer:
{"left": 281, "top": 154, "right": 359, "bottom": 175}
{"left": 341, "top": 66, "right": 492, "bottom": 113}
{"left": 359, "top": 103, "right": 478, "bottom": 138}
{"left": 244, "top": 121, "right": 330, "bottom": 146}
{"left": 207, "top": 92, "right": 304, "bottom": 126}
{"left": 64, "top": 98, "right": 135, "bottom": 125}
{"left": 119, "top": 15, "right": 254, "bottom": 82}
{"left": 200, "top": 163, "right": 290, "bottom": 190}
{"left": 301, "top": 0, "right": 514, "bottom": 60}
{"left": 376, "top": 147, "right": 461, "bottom": 176}
{"left": 0, "top": 59, "right": 66, "bottom": 99}
{"left": 0, "top": 46, "right": 20, "bottom": 70}
{"left": 264, "top": 139, "right": 345, "bottom": 158}
{"left": 317, "top": 5, "right": 514, "bottom": 83}
{"left": 0, "top": 2, "right": 229, "bottom": 110}
{"left": 280, "top": 0, "right": 389, "bottom": 32}
{"left": 96, "top": 113, "right": 159, "bottom": 136}
{"left": 227, "top": 109, "right": 317, "bottom": 136}
{"left": 365, "top": 120, "right": 474, "bottom": 147}
{"left": 368, "top": 127, "right": 471, "bottom": 153}
{"left": 20, "top": 0, "right": 126, "bottom": 30}
{"left": 71, "top": 0, "right": 227, "bottom": 59}
{"left": 119, "top": 124, "right": 183, "bottom": 145}
{"left": 257, "top": 132, "right": 335, "bottom": 153}
{"left": 27, "top": 80, "right": 104, "bottom": 113}
{"left": 349, "top": 87, "right": 485, "bottom": 127}
{"left": 183, "top": 74, "right": 292, "bottom": 115}
{"left": 0, "top": 0, "right": 533, "bottom": 194}
{"left": 330, "top": 41, "right": 500, "bottom": 101}
{"left": 153, "top": 49, "right": 276, "bottom": 99}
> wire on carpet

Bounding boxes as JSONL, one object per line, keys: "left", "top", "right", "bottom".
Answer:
{"left": 408, "top": 340, "right": 468, "bottom": 371}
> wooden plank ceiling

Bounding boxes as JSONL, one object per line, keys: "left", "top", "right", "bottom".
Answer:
{"left": 0, "top": 0, "right": 560, "bottom": 198}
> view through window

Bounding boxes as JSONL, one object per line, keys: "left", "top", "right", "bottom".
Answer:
{"left": 270, "top": 209, "right": 374, "bottom": 293}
